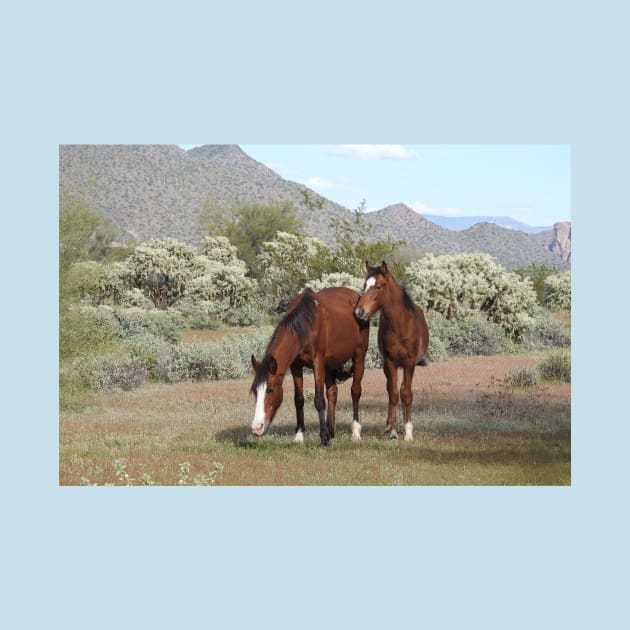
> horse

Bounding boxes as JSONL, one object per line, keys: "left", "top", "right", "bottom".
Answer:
{"left": 354, "top": 261, "right": 429, "bottom": 441}
{"left": 250, "top": 286, "right": 370, "bottom": 446}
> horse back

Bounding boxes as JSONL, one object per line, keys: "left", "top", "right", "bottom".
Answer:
{"left": 308, "top": 286, "right": 369, "bottom": 364}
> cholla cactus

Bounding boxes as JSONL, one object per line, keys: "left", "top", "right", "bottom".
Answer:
{"left": 128, "top": 238, "right": 196, "bottom": 308}
{"left": 543, "top": 272, "right": 571, "bottom": 311}
{"left": 405, "top": 253, "right": 538, "bottom": 341}
{"left": 306, "top": 272, "right": 364, "bottom": 293}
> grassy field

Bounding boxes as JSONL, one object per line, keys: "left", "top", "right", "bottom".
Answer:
{"left": 59, "top": 350, "right": 570, "bottom": 486}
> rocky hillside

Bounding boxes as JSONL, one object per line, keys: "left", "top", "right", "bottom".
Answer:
{"left": 366, "top": 204, "right": 569, "bottom": 270}
{"left": 534, "top": 221, "right": 572, "bottom": 262}
{"left": 59, "top": 144, "right": 349, "bottom": 245}
{"left": 59, "top": 145, "right": 570, "bottom": 270}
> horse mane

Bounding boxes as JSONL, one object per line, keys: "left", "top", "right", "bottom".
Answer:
{"left": 401, "top": 287, "right": 416, "bottom": 312}
{"left": 250, "top": 289, "right": 318, "bottom": 393}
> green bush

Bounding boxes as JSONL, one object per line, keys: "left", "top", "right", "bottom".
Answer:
{"left": 523, "top": 312, "right": 571, "bottom": 349}
{"left": 430, "top": 314, "right": 507, "bottom": 356}
{"left": 59, "top": 305, "right": 120, "bottom": 360}
{"left": 426, "top": 334, "right": 448, "bottom": 363}
{"left": 112, "top": 307, "right": 184, "bottom": 343}
{"left": 223, "top": 303, "right": 270, "bottom": 327}
{"left": 72, "top": 351, "right": 149, "bottom": 391}
{"left": 538, "top": 351, "right": 571, "bottom": 383}
{"left": 173, "top": 299, "right": 221, "bottom": 330}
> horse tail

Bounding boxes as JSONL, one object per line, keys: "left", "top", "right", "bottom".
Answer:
{"left": 416, "top": 354, "right": 429, "bottom": 367}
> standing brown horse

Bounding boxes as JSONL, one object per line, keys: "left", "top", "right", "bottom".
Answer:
{"left": 250, "top": 287, "right": 369, "bottom": 446}
{"left": 354, "top": 261, "right": 429, "bottom": 441}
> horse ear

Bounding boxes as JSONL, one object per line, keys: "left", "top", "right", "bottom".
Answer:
{"left": 381, "top": 261, "right": 389, "bottom": 275}
{"left": 251, "top": 355, "right": 261, "bottom": 373}
{"left": 365, "top": 260, "right": 371, "bottom": 272}
{"left": 268, "top": 356, "right": 278, "bottom": 374}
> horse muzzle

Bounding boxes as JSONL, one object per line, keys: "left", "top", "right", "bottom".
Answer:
{"left": 252, "top": 422, "right": 267, "bottom": 437}
{"left": 354, "top": 307, "right": 370, "bottom": 321}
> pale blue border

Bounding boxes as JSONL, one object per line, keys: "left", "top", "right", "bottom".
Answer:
{"left": 4, "top": 1, "right": 627, "bottom": 629}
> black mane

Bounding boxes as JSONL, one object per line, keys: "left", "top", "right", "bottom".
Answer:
{"left": 250, "top": 290, "right": 318, "bottom": 393}
{"left": 401, "top": 287, "right": 416, "bottom": 312}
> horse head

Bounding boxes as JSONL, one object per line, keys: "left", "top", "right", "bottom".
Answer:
{"left": 250, "top": 354, "right": 284, "bottom": 436}
{"left": 354, "top": 261, "right": 390, "bottom": 321}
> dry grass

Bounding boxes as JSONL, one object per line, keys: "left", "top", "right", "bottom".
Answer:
{"left": 59, "top": 351, "right": 570, "bottom": 486}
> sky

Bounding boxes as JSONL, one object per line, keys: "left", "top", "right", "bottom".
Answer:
{"left": 183, "top": 144, "right": 571, "bottom": 227}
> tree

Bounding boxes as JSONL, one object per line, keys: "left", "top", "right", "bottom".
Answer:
{"left": 201, "top": 200, "right": 303, "bottom": 277}
{"left": 59, "top": 187, "right": 118, "bottom": 301}
{"left": 514, "top": 263, "right": 555, "bottom": 304}
{"left": 327, "top": 199, "right": 407, "bottom": 277}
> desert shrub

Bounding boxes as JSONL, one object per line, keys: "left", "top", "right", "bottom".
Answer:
{"left": 59, "top": 305, "right": 120, "bottom": 360}
{"left": 120, "top": 288, "right": 155, "bottom": 309}
{"left": 523, "top": 312, "right": 571, "bottom": 349}
{"left": 426, "top": 334, "right": 448, "bottom": 363}
{"left": 538, "top": 351, "right": 571, "bottom": 383}
{"left": 173, "top": 298, "right": 221, "bottom": 329}
{"left": 507, "top": 367, "right": 539, "bottom": 388}
{"left": 223, "top": 303, "right": 269, "bottom": 327}
{"left": 211, "top": 328, "right": 272, "bottom": 379}
{"left": 72, "top": 351, "right": 148, "bottom": 391}
{"left": 364, "top": 338, "right": 382, "bottom": 369}
{"left": 430, "top": 313, "right": 508, "bottom": 356}
{"left": 112, "top": 307, "right": 184, "bottom": 343}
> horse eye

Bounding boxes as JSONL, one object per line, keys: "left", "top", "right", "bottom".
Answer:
{"left": 266, "top": 387, "right": 274, "bottom": 395}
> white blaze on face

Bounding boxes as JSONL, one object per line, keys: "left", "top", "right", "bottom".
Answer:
{"left": 251, "top": 383, "right": 267, "bottom": 434}
{"left": 364, "top": 277, "right": 376, "bottom": 292}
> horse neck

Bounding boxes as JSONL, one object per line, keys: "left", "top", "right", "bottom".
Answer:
{"left": 267, "top": 331, "right": 302, "bottom": 374}
{"left": 380, "top": 282, "right": 408, "bottom": 330}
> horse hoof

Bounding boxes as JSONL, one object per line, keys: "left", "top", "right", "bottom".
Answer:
{"left": 387, "top": 431, "right": 399, "bottom": 440}
{"left": 293, "top": 431, "right": 304, "bottom": 444}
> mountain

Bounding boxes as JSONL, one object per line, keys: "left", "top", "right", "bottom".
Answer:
{"left": 534, "top": 221, "right": 571, "bottom": 262}
{"left": 365, "top": 204, "right": 569, "bottom": 270}
{"left": 59, "top": 145, "right": 570, "bottom": 270}
{"left": 59, "top": 144, "right": 349, "bottom": 244}
{"left": 423, "top": 214, "right": 551, "bottom": 234}
{"left": 364, "top": 203, "right": 464, "bottom": 254}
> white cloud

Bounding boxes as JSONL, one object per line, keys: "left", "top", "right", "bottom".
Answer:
{"left": 324, "top": 144, "right": 418, "bottom": 160}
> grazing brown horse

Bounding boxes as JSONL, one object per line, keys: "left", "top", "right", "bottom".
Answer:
{"left": 354, "top": 261, "right": 429, "bottom": 441}
{"left": 250, "top": 287, "right": 369, "bottom": 446}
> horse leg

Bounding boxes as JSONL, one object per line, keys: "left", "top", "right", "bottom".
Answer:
{"left": 290, "top": 363, "right": 305, "bottom": 443}
{"left": 313, "top": 356, "right": 329, "bottom": 446}
{"left": 325, "top": 373, "right": 338, "bottom": 439}
{"left": 383, "top": 357, "right": 399, "bottom": 439}
{"left": 400, "top": 362, "right": 416, "bottom": 441}
{"left": 350, "top": 352, "right": 365, "bottom": 441}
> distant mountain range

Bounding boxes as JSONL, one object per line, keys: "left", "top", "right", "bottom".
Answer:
{"left": 422, "top": 214, "right": 551, "bottom": 233}
{"left": 59, "top": 144, "right": 570, "bottom": 271}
